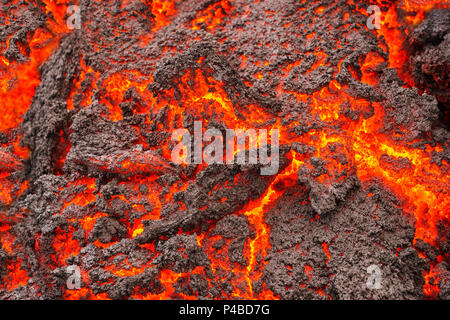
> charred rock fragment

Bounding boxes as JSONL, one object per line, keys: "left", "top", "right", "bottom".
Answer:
{"left": 408, "top": 9, "right": 450, "bottom": 125}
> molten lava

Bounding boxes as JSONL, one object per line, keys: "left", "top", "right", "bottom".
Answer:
{"left": 0, "top": 0, "right": 448, "bottom": 300}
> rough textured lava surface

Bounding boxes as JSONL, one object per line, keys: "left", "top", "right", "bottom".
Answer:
{"left": 0, "top": 0, "right": 449, "bottom": 300}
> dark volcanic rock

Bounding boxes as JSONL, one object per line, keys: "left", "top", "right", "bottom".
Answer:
{"left": 408, "top": 9, "right": 450, "bottom": 124}
{"left": 264, "top": 184, "right": 426, "bottom": 300}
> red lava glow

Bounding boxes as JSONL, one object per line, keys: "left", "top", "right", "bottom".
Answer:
{"left": 0, "top": 0, "right": 448, "bottom": 300}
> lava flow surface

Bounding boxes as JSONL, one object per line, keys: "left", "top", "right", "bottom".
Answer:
{"left": 0, "top": 0, "right": 449, "bottom": 300}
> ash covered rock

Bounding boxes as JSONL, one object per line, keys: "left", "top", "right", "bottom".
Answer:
{"left": 21, "top": 34, "right": 83, "bottom": 180}
{"left": 88, "top": 217, "right": 128, "bottom": 244}
{"left": 435, "top": 262, "right": 450, "bottom": 300}
{"left": 408, "top": 9, "right": 450, "bottom": 121}
{"left": 0, "top": 2, "right": 48, "bottom": 63}
{"left": 264, "top": 183, "right": 427, "bottom": 299}
{"left": 154, "top": 234, "right": 209, "bottom": 273}
{"left": 377, "top": 68, "right": 439, "bottom": 141}
{"left": 297, "top": 148, "right": 359, "bottom": 216}
{"left": 0, "top": 248, "right": 7, "bottom": 280}
{"left": 211, "top": 215, "right": 254, "bottom": 266}
{"left": 284, "top": 64, "right": 334, "bottom": 95}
